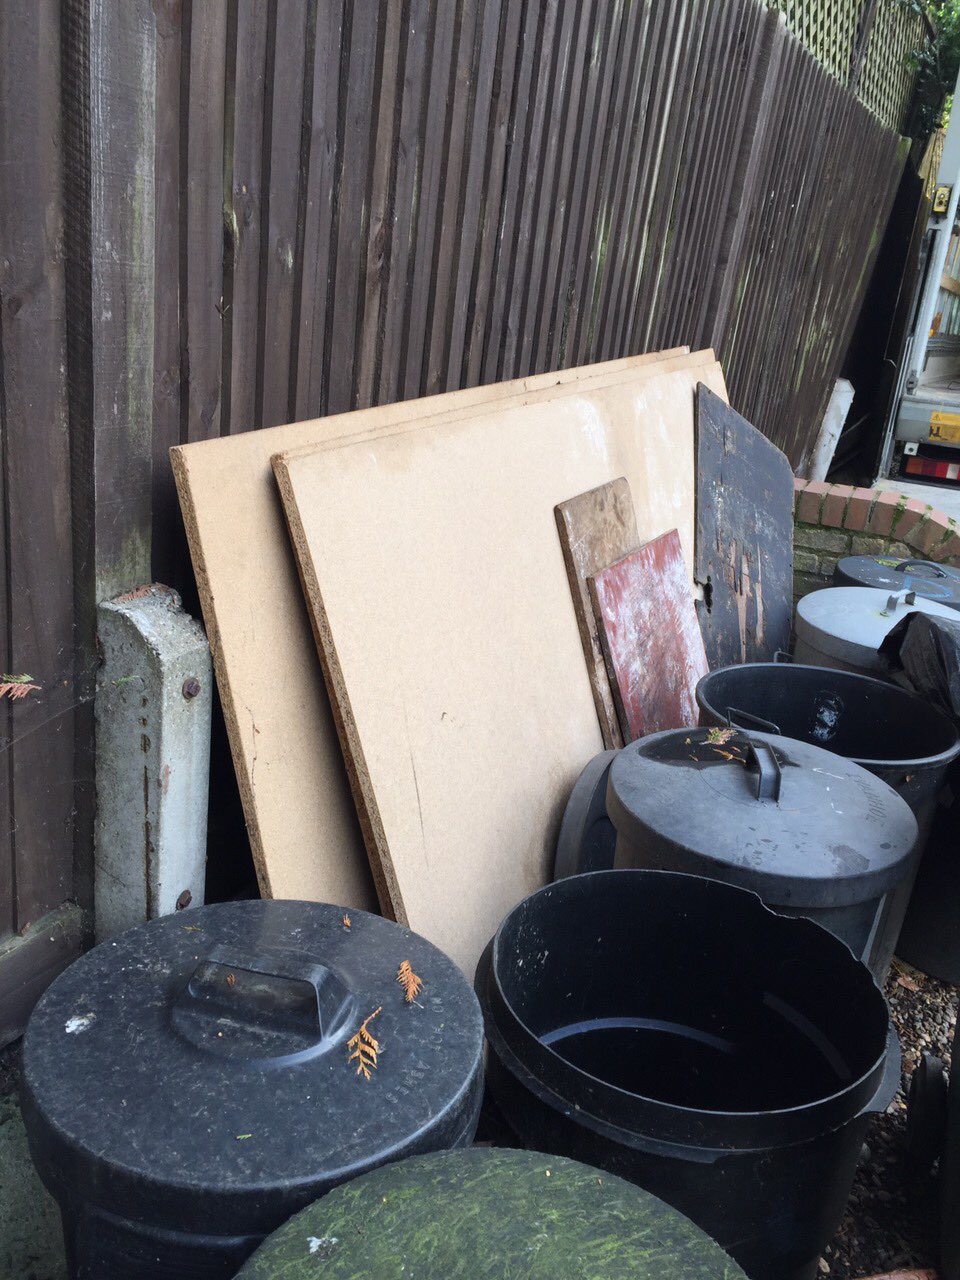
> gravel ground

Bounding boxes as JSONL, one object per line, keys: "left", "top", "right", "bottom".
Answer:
{"left": 822, "top": 960, "right": 958, "bottom": 1279}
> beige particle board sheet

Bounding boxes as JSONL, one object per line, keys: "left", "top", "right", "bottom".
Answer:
{"left": 273, "top": 361, "right": 727, "bottom": 976}
{"left": 170, "top": 347, "right": 707, "bottom": 913}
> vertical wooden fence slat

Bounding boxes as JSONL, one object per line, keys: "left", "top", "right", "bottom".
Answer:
{"left": 546, "top": 0, "right": 633, "bottom": 373}
{"left": 258, "top": 0, "right": 311, "bottom": 429}
{"left": 422, "top": 0, "right": 484, "bottom": 395}
{"left": 376, "top": 0, "right": 430, "bottom": 408}
{"left": 355, "top": 0, "right": 405, "bottom": 409}
{"left": 0, "top": 0, "right": 75, "bottom": 932}
{"left": 326, "top": 0, "right": 382, "bottom": 413}
{"left": 513, "top": 0, "right": 584, "bottom": 379}
{"left": 443, "top": 0, "right": 508, "bottom": 392}
{"left": 182, "top": 0, "right": 227, "bottom": 443}
{"left": 480, "top": 0, "right": 547, "bottom": 384}
{"left": 152, "top": 0, "right": 184, "bottom": 581}
{"left": 399, "top": 0, "right": 459, "bottom": 399}
{"left": 295, "top": 0, "right": 346, "bottom": 419}
{"left": 224, "top": 0, "right": 270, "bottom": 436}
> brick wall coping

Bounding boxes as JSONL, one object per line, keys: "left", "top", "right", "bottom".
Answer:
{"left": 794, "top": 479, "right": 960, "bottom": 564}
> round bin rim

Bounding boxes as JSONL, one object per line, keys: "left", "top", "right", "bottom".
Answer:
{"left": 482, "top": 870, "right": 892, "bottom": 1151}
{"left": 695, "top": 661, "right": 960, "bottom": 774}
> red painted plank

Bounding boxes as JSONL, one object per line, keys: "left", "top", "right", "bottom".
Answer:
{"left": 589, "top": 530, "right": 708, "bottom": 742}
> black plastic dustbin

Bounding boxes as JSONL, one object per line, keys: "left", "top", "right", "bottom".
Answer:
{"left": 477, "top": 870, "right": 899, "bottom": 1280}
{"left": 695, "top": 661, "right": 960, "bottom": 815}
{"left": 606, "top": 727, "right": 918, "bottom": 980}
{"left": 695, "top": 663, "right": 960, "bottom": 975}
{"left": 234, "top": 1149, "right": 749, "bottom": 1279}
{"left": 20, "top": 900, "right": 484, "bottom": 1280}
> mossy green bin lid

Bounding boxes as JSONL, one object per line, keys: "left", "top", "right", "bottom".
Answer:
{"left": 234, "top": 1148, "right": 747, "bottom": 1279}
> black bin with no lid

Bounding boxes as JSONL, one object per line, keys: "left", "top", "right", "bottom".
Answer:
{"left": 20, "top": 900, "right": 484, "bottom": 1280}
{"left": 695, "top": 661, "right": 960, "bottom": 815}
{"left": 478, "top": 870, "right": 898, "bottom": 1280}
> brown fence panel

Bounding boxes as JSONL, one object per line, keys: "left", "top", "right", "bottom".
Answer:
{"left": 0, "top": 0, "right": 75, "bottom": 940}
{"left": 149, "top": 0, "right": 905, "bottom": 534}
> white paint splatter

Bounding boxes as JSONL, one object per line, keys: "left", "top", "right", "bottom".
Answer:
{"left": 308, "top": 1237, "right": 339, "bottom": 1255}
{"left": 65, "top": 1013, "right": 95, "bottom": 1035}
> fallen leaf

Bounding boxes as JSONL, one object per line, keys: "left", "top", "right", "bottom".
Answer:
{"left": 897, "top": 974, "right": 921, "bottom": 992}
{"left": 347, "top": 1007, "right": 382, "bottom": 1080}
{"left": 0, "top": 674, "right": 40, "bottom": 701}
{"left": 397, "top": 960, "right": 423, "bottom": 1003}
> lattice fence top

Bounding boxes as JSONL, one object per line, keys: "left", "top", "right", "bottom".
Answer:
{"left": 858, "top": 1, "right": 926, "bottom": 132}
{"left": 772, "top": 0, "right": 863, "bottom": 82}
{"left": 771, "top": 0, "right": 924, "bottom": 133}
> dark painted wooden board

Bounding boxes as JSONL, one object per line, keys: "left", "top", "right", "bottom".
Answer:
{"left": 0, "top": 905, "right": 84, "bottom": 1049}
{"left": 237, "top": 1149, "right": 747, "bottom": 1279}
{"left": 694, "top": 383, "right": 794, "bottom": 669}
{"left": 589, "top": 529, "right": 708, "bottom": 742}
{"left": 555, "top": 479, "right": 641, "bottom": 749}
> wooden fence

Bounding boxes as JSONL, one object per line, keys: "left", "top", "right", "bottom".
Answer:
{"left": 0, "top": 0, "right": 912, "bottom": 1011}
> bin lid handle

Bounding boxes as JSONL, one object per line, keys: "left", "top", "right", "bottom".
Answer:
{"left": 895, "top": 559, "right": 947, "bottom": 579}
{"left": 745, "top": 737, "right": 782, "bottom": 803}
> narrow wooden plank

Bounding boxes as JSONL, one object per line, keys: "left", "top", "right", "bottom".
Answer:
{"left": 512, "top": 0, "right": 584, "bottom": 378}
{"left": 496, "top": 0, "right": 560, "bottom": 380}
{"left": 183, "top": 0, "right": 228, "bottom": 443}
{"left": 554, "top": 479, "right": 640, "bottom": 750}
{"left": 152, "top": 0, "right": 185, "bottom": 585}
{"left": 1, "top": 0, "right": 75, "bottom": 928}
{"left": 443, "top": 0, "right": 507, "bottom": 392}
{"left": 375, "top": 0, "right": 427, "bottom": 407}
{"left": 568, "top": 0, "right": 660, "bottom": 366}
{"left": 224, "top": 0, "right": 269, "bottom": 435}
{"left": 422, "top": 0, "right": 484, "bottom": 395}
{"left": 589, "top": 530, "right": 708, "bottom": 742}
{"left": 294, "top": 0, "right": 346, "bottom": 419}
{"left": 258, "top": 0, "right": 310, "bottom": 428}
{"left": 354, "top": 0, "right": 404, "bottom": 409}
{"left": 326, "top": 0, "right": 382, "bottom": 413}
{"left": 399, "top": 0, "right": 459, "bottom": 400}
{"left": 461, "top": 0, "right": 524, "bottom": 387}
{"left": 548, "top": 0, "right": 624, "bottom": 370}
{"left": 480, "top": 0, "right": 547, "bottom": 385}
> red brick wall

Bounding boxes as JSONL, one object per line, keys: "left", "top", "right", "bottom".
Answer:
{"left": 793, "top": 479, "right": 960, "bottom": 602}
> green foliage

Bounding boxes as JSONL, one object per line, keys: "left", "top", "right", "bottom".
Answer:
{"left": 898, "top": 0, "right": 960, "bottom": 138}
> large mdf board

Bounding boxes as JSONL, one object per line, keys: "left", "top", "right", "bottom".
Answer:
{"left": 589, "top": 530, "right": 709, "bottom": 742}
{"left": 274, "top": 362, "right": 727, "bottom": 976}
{"left": 172, "top": 348, "right": 711, "bottom": 912}
{"left": 695, "top": 384, "right": 794, "bottom": 668}
{"left": 554, "top": 480, "right": 640, "bottom": 750}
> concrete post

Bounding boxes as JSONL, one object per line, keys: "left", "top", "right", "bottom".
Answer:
{"left": 94, "top": 585, "right": 211, "bottom": 941}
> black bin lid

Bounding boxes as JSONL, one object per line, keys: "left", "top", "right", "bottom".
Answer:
{"left": 834, "top": 555, "right": 960, "bottom": 610}
{"left": 607, "top": 729, "right": 918, "bottom": 909}
{"left": 235, "top": 1148, "right": 748, "bottom": 1279}
{"left": 21, "top": 901, "right": 483, "bottom": 1238}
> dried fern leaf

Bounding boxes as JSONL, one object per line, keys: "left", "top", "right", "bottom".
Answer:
{"left": 0, "top": 674, "right": 40, "bottom": 701}
{"left": 347, "top": 1006, "right": 382, "bottom": 1080}
{"left": 396, "top": 960, "right": 423, "bottom": 1003}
